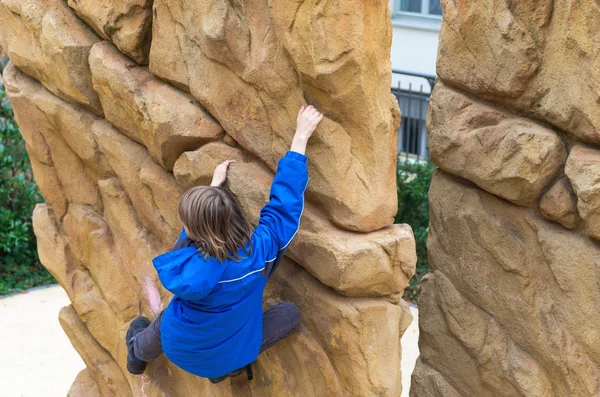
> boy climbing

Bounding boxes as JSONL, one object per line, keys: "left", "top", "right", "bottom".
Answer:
{"left": 125, "top": 105, "right": 324, "bottom": 383}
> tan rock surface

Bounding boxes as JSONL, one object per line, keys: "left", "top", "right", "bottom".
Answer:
{"left": 5, "top": 65, "right": 111, "bottom": 180}
{"left": 67, "top": 369, "right": 102, "bottom": 397}
{"left": 139, "top": 158, "right": 185, "bottom": 234}
{"left": 566, "top": 144, "right": 600, "bottom": 240}
{"left": 0, "top": 0, "right": 102, "bottom": 114}
{"left": 267, "top": 259, "right": 413, "bottom": 397}
{"left": 92, "top": 120, "right": 179, "bottom": 246}
{"left": 2, "top": 0, "right": 416, "bottom": 394}
{"left": 68, "top": 0, "right": 152, "bottom": 64}
{"left": 3, "top": 68, "right": 53, "bottom": 165}
{"left": 5, "top": 65, "right": 104, "bottom": 213}
{"left": 437, "top": 0, "right": 600, "bottom": 146}
{"left": 62, "top": 204, "right": 139, "bottom": 321}
{"left": 32, "top": 205, "right": 72, "bottom": 292}
{"left": 410, "top": 360, "right": 462, "bottom": 397}
{"left": 90, "top": 42, "right": 224, "bottom": 171}
{"left": 414, "top": 2, "right": 600, "bottom": 396}
{"left": 436, "top": 0, "right": 543, "bottom": 98}
{"left": 428, "top": 83, "right": 566, "bottom": 206}
{"left": 59, "top": 305, "right": 132, "bottom": 397}
{"left": 540, "top": 177, "right": 581, "bottom": 230}
{"left": 28, "top": 155, "right": 69, "bottom": 219}
{"left": 150, "top": 0, "right": 400, "bottom": 232}
{"left": 413, "top": 171, "right": 600, "bottom": 397}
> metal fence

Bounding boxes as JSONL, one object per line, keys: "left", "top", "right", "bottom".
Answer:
{"left": 391, "top": 69, "right": 435, "bottom": 161}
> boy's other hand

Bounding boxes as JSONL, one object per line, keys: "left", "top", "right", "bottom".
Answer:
{"left": 211, "top": 160, "right": 236, "bottom": 187}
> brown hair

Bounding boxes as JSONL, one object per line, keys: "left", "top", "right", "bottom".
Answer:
{"left": 178, "top": 186, "right": 253, "bottom": 262}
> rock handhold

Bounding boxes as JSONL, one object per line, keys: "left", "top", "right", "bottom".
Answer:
{"left": 5, "top": 65, "right": 105, "bottom": 213}
{"left": 92, "top": 120, "right": 179, "bottom": 246}
{"left": 565, "top": 144, "right": 600, "bottom": 240}
{"left": 67, "top": 0, "right": 152, "bottom": 64}
{"left": 59, "top": 305, "right": 132, "bottom": 397}
{"left": 410, "top": 360, "right": 463, "bottom": 397}
{"left": 540, "top": 177, "right": 581, "bottom": 230}
{"left": 267, "top": 259, "right": 412, "bottom": 397}
{"left": 28, "top": 156, "right": 69, "bottom": 219}
{"left": 67, "top": 369, "right": 101, "bottom": 397}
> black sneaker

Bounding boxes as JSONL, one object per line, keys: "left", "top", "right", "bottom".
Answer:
{"left": 208, "top": 368, "right": 245, "bottom": 384}
{"left": 126, "top": 316, "right": 151, "bottom": 375}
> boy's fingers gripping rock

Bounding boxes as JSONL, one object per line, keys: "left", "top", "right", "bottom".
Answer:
{"left": 211, "top": 160, "right": 236, "bottom": 187}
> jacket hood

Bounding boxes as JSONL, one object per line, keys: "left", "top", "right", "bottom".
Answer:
{"left": 153, "top": 246, "right": 226, "bottom": 301}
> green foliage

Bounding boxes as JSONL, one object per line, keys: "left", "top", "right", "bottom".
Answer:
{"left": 0, "top": 88, "right": 54, "bottom": 295}
{"left": 395, "top": 158, "right": 435, "bottom": 301}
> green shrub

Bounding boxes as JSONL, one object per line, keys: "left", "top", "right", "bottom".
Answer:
{"left": 395, "top": 158, "right": 435, "bottom": 301}
{"left": 0, "top": 88, "right": 54, "bottom": 295}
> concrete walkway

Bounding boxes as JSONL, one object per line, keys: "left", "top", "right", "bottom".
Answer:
{"left": 0, "top": 286, "right": 84, "bottom": 397}
{"left": 1, "top": 285, "right": 420, "bottom": 397}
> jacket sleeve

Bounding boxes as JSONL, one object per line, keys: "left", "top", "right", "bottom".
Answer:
{"left": 255, "top": 151, "right": 308, "bottom": 270}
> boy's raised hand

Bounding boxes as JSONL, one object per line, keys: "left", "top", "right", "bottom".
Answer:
{"left": 296, "top": 105, "right": 324, "bottom": 140}
{"left": 291, "top": 105, "right": 324, "bottom": 155}
{"left": 211, "top": 160, "right": 236, "bottom": 187}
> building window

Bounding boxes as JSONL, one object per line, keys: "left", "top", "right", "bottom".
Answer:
{"left": 396, "top": 0, "right": 442, "bottom": 16}
{"left": 391, "top": 0, "right": 442, "bottom": 31}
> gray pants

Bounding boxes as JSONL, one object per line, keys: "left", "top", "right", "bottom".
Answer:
{"left": 133, "top": 301, "right": 301, "bottom": 365}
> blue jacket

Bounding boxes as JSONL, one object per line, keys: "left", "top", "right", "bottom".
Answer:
{"left": 152, "top": 151, "right": 308, "bottom": 378}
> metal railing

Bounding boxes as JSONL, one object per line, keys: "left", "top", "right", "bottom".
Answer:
{"left": 391, "top": 69, "right": 435, "bottom": 161}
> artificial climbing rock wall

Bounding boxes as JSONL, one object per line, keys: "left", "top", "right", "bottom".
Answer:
{"left": 0, "top": 0, "right": 416, "bottom": 396}
{"left": 412, "top": 1, "right": 600, "bottom": 396}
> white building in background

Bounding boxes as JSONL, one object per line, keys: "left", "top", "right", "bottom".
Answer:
{"left": 389, "top": 0, "right": 441, "bottom": 158}
{"left": 390, "top": 0, "right": 441, "bottom": 78}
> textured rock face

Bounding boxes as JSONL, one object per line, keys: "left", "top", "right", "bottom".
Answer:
{"left": 68, "top": 0, "right": 152, "bottom": 64}
{"left": 1, "top": 1, "right": 415, "bottom": 396}
{"left": 540, "top": 177, "right": 581, "bottom": 230}
{"left": 428, "top": 83, "right": 566, "bottom": 206}
{"left": 67, "top": 369, "right": 102, "bottom": 397}
{"left": 565, "top": 145, "right": 600, "bottom": 240}
{"left": 89, "top": 42, "right": 224, "bottom": 171}
{"left": 0, "top": 0, "right": 102, "bottom": 114}
{"left": 416, "top": 173, "right": 600, "bottom": 397}
{"left": 414, "top": 1, "right": 600, "bottom": 396}
{"left": 150, "top": 0, "right": 400, "bottom": 232}
{"left": 266, "top": 260, "right": 413, "bottom": 397}
{"left": 437, "top": 0, "right": 600, "bottom": 145}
